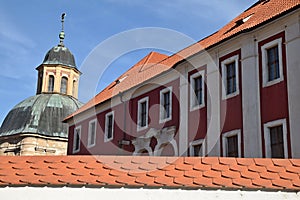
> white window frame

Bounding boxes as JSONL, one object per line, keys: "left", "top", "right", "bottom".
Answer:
{"left": 222, "top": 129, "right": 241, "bottom": 157}
{"left": 221, "top": 55, "right": 239, "bottom": 100}
{"left": 189, "top": 70, "right": 205, "bottom": 111}
{"left": 189, "top": 139, "right": 205, "bottom": 157}
{"left": 87, "top": 119, "right": 97, "bottom": 148}
{"left": 263, "top": 118, "right": 288, "bottom": 158}
{"left": 261, "top": 38, "right": 284, "bottom": 87}
{"left": 104, "top": 111, "right": 114, "bottom": 142}
{"left": 137, "top": 97, "right": 149, "bottom": 131}
{"left": 159, "top": 86, "right": 172, "bottom": 123}
{"left": 73, "top": 126, "right": 81, "bottom": 153}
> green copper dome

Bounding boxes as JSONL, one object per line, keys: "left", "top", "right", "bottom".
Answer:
{"left": 43, "top": 45, "right": 77, "bottom": 68}
{"left": 0, "top": 94, "right": 83, "bottom": 138}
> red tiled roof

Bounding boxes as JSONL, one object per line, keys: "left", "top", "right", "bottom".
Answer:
{"left": 65, "top": 0, "right": 300, "bottom": 120}
{"left": 66, "top": 51, "right": 169, "bottom": 119}
{"left": 0, "top": 156, "right": 300, "bottom": 191}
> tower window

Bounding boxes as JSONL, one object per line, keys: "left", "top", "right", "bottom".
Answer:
{"left": 72, "top": 80, "right": 76, "bottom": 96}
{"left": 48, "top": 75, "right": 55, "bottom": 92}
{"left": 61, "top": 77, "right": 68, "bottom": 94}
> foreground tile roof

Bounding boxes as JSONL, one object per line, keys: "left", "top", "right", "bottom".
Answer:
{"left": 65, "top": 0, "right": 300, "bottom": 120}
{"left": 0, "top": 156, "right": 299, "bottom": 191}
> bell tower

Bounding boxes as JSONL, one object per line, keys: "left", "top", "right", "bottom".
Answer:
{"left": 36, "top": 13, "right": 81, "bottom": 99}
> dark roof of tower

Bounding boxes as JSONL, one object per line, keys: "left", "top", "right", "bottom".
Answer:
{"left": 42, "top": 45, "right": 77, "bottom": 68}
{"left": 0, "top": 94, "right": 83, "bottom": 138}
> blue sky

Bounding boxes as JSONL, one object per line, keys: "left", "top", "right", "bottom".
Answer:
{"left": 0, "top": 0, "right": 257, "bottom": 124}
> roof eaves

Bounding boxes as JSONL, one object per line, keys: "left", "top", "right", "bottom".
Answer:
{"left": 174, "top": 4, "right": 300, "bottom": 67}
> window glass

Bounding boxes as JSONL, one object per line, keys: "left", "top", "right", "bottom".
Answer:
{"left": 193, "top": 143, "right": 202, "bottom": 157}
{"left": 227, "top": 135, "right": 238, "bottom": 157}
{"left": 48, "top": 75, "right": 54, "bottom": 92}
{"left": 60, "top": 77, "right": 68, "bottom": 94}
{"left": 73, "top": 127, "right": 80, "bottom": 152}
{"left": 267, "top": 46, "right": 280, "bottom": 81}
{"left": 88, "top": 121, "right": 96, "bottom": 146}
{"left": 193, "top": 76, "right": 202, "bottom": 106}
{"left": 226, "top": 62, "right": 236, "bottom": 95}
{"left": 270, "top": 125, "right": 284, "bottom": 158}
{"left": 140, "top": 101, "right": 147, "bottom": 127}
{"left": 163, "top": 91, "right": 170, "bottom": 119}
{"left": 107, "top": 115, "right": 113, "bottom": 140}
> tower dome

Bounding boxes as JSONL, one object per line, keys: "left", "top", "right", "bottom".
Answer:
{"left": 0, "top": 94, "right": 83, "bottom": 138}
{"left": 42, "top": 45, "right": 76, "bottom": 68}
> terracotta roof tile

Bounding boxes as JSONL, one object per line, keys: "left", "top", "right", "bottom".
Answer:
{"left": 64, "top": 0, "right": 300, "bottom": 121}
{"left": 184, "top": 169, "right": 202, "bottom": 178}
{"left": 221, "top": 170, "right": 241, "bottom": 179}
{"left": 0, "top": 156, "right": 299, "bottom": 191}
{"left": 232, "top": 178, "right": 256, "bottom": 188}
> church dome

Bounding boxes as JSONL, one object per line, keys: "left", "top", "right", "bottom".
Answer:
{"left": 43, "top": 45, "right": 76, "bottom": 68}
{"left": 0, "top": 94, "right": 83, "bottom": 138}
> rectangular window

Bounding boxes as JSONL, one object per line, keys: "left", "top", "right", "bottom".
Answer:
{"left": 73, "top": 126, "right": 81, "bottom": 153}
{"left": 226, "top": 62, "right": 236, "bottom": 95}
{"left": 263, "top": 119, "right": 288, "bottom": 158}
{"left": 190, "top": 70, "right": 205, "bottom": 111}
{"left": 189, "top": 139, "right": 205, "bottom": 157}
{"left": 222, "top": 130, "right": 241, "bottom": 157}
{"left": 137, "top": 97, "right": 149, "bottom": 131}
{"left": 194, "top": 76, "right": 203, "bottom": 105}
{"left": 221, "top": 54, "right": 239, "bottom": 99}
{"left": 267, "top": 46, "right": 280, "bottom": 82}
{"left": 88, "top": 119, "right": 97, "bottom": 147}
{"left": 269, "top": 125, "right": 284, "bottom": 158}
{"left": 160, "top": 87, "right": 172, "bottom": 123}
{"left": 227, "top": 135, "right": 238, "bottom": 157}
{"left": 105, "top": 111, "right": 114, "bottom": 142}
{"left": 261, "top": 37, "right": 283, "bottom": 87}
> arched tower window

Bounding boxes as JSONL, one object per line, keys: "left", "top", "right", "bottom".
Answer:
{"left": 60, "top": 77, "right": 68, "bottom": 94}
{"left": 72, "top": 80, "right": 76, "bottom": 96}
{"left": 48, "top": 75, "right": 55, "bottom": 92}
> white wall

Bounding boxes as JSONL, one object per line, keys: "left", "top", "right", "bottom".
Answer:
{"left": 0, "top": 187, "right": 299, "bottom": 200}
{"left": 286, "top": 12, "right": 300, "bottom": 158}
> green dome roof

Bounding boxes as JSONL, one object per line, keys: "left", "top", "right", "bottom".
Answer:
{"left": 0, "top": 94, "right": 83, "bottom": 138}
{"left": 43, "top": 45, "right": 76, "bottom": 68}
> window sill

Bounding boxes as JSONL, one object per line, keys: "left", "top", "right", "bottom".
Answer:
{"left": 222, "top": 90, "right": 239, "bottom": 100}
{"left": 190, "top": 103, "right": 205, "bottom": 112}
{"left": 87, "top": 143, "right": 96, "bottom": 148}
{"left": 137, "top": 125, "right": 148, "bottom": 132}
{"left": 263, "top": 77, "right": 284, "bottom": 88}
{"left": 159, "top": 117, "right": 172, "bottom": 124}
{"left": 104, "top": 137, "right": 113, "bottom": 143}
